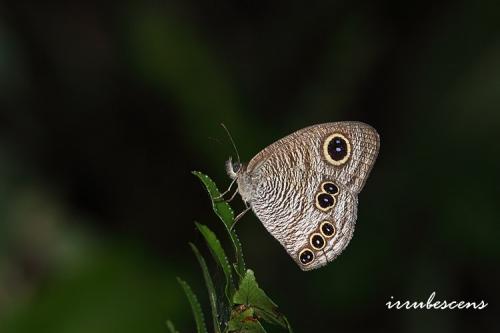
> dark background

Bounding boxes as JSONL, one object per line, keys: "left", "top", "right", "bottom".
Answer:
{"left": 1, "top": 1, "right": 499, "bottom": 332}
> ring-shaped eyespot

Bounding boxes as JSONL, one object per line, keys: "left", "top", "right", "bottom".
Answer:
{"left": 298, "top": 248, "right": 315, "bottom": 265}
{"left": 315, "top": 192, "right": 336, "bottom": 211}
{"left": 320, "top": 221, "right": 336, "bottom": 238}
{"left": 321, "top": 181, "right": 339, "bottom": 195}
{"left": 309, "top": 233, "right": 326, "bottom": 250}
{"left": 322, "top": 133, "right": 351, "bottom": 166}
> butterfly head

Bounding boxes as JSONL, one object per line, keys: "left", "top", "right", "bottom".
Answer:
{"left": 225, "top": 156, "right": 245, "bottom": 180}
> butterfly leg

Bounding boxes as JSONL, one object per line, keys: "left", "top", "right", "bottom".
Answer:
{"left": 225, "top": 188, "right": 239, "bottom": 202}
{"left": 214, "top": 177, "right": 237, "bottom": 201}
{"left": 231, "top": 203, "right": 251, "bottom": 230}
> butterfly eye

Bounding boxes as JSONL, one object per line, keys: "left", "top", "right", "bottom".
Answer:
{"left": 232, "top": 161, "right": 241, "bottom": 173}
{"left": 310, "top": 233, "right": 326, "bottom": 250}
{"left": 299, "top": 249, "right": 315, "bottom": 265}
{"left": 323, "top": 133, "right": 351, "bottom": 166}
{"left": 320, "top": 221, "right": 336, "bottom": 238}
{"left": 322, "top": 182, "right": 339, "bottom": 195}
{"left": 315, "top": 193, "right": 336, "bottom": 211}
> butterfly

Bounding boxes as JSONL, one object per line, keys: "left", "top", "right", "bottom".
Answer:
{"left": 224, "top": 122, "right": 379, "bottom": 271}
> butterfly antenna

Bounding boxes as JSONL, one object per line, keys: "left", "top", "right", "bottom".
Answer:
{"left": 221, "top": 123, "right": 240, "bottom": 164}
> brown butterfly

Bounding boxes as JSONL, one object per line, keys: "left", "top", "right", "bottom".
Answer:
{"left": 225, "top": 122, "right": 379, "bottom": 270}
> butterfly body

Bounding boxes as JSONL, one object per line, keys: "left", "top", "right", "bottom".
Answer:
{"left": 227, "top": 121, "right": 379, "bottom": 271}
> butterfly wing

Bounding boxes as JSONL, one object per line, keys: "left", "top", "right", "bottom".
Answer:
{"left": 243, "top": 122, "right": 379, "bottom": 270}
{"left": 250, "top": 166, "right": 358, "bottom": 270}
{"left": 246, "top": 121, "right": 379, "bottom": 194}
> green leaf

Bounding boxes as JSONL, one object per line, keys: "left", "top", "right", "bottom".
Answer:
{"left": 189, "top": 243, "right": 222, "bottom": 333}
{"left": 283, "top": 317, "right": 294, "bottom": 333}
{"left": 192, "top": 171, "right": 235, "bottom": 226}
{"left": 233, "top": 270, "right": 290, "bottom": 330}
{"left": 195, "top": 222, "right": 235, "bottom": 301}
{"left": 193, "top": 171, "right": 246, "bottom": 278}
{"left": 233, "top": 270, "right": 276, "bottom": 312}
{"left": 230, "top": 232, "right": 246, "bottom": 279}
{"left": 180, "top": 172, "right": 292, "bottom": 333}
{"left": 227, "top": 306, "right": 267, "bottom": 333}
{"left": 177, "top": 278, "right": 208, "bottom": 333}
{"left": 165, "top": 320, "right": 179, "bottom": 333}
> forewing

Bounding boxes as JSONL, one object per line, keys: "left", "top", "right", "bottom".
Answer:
{"left": 246, "top": 121, "right": 379, "bottom": 194}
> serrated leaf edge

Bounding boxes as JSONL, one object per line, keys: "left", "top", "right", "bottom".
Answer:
{"left": 190, "top": 243, "right": 222, "bottom": 333}
{"left": 195, "top": 222, "right": 235, "bottom": 300}
{"left": 177, "top": 278, "right": 208, "bottom": 333}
